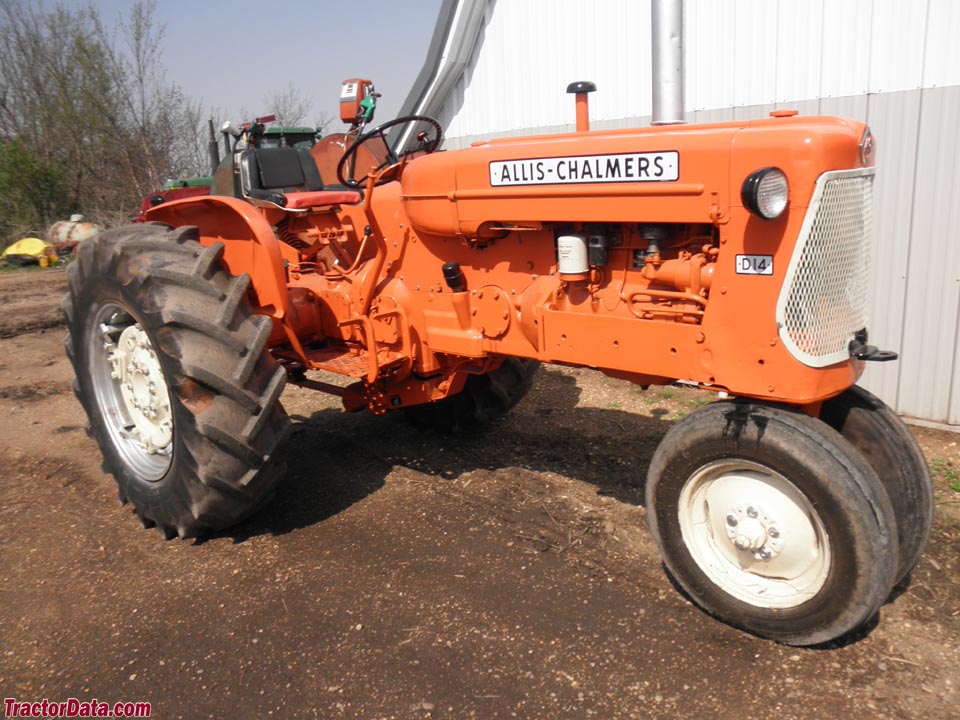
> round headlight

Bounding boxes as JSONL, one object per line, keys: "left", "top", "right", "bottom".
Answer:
{"left": 741, "top": 167, "right": 789, "bottom": 220}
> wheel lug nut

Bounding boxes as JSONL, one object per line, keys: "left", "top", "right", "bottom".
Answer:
{"left": 726, "top": 514, "right": 738, "bottom": 527}
{"left": 747, "top": 506, "right": 758, "bottom": 519}
{"left": 768, "top": 527, "right": 780, "bottom": 539}
{"left": 758, "top": 548, "right": 772, "bottom": 560}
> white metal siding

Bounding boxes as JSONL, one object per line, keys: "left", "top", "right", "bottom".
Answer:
{"left": 436, "top": 0, "right": 959, "bottom": 132}
{"left": 923, "top": 0, "right": 960, "bottom": 89}
{"left": 868, "top": 1, "right": 927, "bottom": 94}
{"left": 418, "top": 0, "right": 960, "bottom": 427}
{"left": 860, "top": 90, "right": 920, "bottom": 406}
{"left": 894, "top": 85, "right": 960, "bottom": 425}
{"left": 819, "top": 0, "right": 873, "bottom": 99}
{"left": 774, "top": 2, "right": 823, "bottom": 103}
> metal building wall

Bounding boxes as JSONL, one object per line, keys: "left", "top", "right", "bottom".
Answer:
{"left": 412, "top": 0, "right": 960, "bottom": 428}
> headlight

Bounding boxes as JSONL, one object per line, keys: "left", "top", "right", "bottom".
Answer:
{"left": 741, "top": 167, "right": 789, "bottom": 220}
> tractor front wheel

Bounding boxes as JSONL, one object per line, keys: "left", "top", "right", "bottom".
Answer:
{"left": 646, "top": 401, "right": 897, "bottom": 645}
{"left": 63, "top": 224, "right": 289, "bottom": 538}
{"left": 820, "top": 385, "right": 933, "bottom": 585}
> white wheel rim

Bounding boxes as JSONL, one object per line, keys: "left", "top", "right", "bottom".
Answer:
{"left": 677, "top": 459, "right": 831, "bottom": 609}
{"left": 88, "top": 303, "right": 173, "bottom": 480}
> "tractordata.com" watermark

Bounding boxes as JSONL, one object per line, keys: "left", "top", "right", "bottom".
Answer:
{"left": 4, "top": 698, "right": 151, "bottom": 718}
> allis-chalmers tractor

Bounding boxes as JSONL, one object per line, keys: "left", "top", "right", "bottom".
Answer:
{"left": 63, "top": 77, "right": 933, "bottom": 646}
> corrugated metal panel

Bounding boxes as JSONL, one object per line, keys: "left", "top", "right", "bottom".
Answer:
{"left": 686, "top": 0, "right": 736, "bottom": 111}
{"left": 775, "top": 0, "right": 824, "bottom": 103}
{"left": 924, "top": 0, "right": 960, "bottom": 88}
{"left": 733, "top": 104, "right": 774, "bottom": 121}
{"left": 895, "top": 85, "right": 960, "bottom": 424}
{"left": 869, "top": 0, "right": 927, "bottom": 93}
{"left": 820, "top": 95, "right": 868, "bottom": 122}
{"left": 733, "top": 0, "right": 778, "bottom": 107}
{"left": 819, "top": 0, "right": 873, "bottom": 98}
{"left": 691, "top": 108, "right": 735, "bottom": 124}
{"left": 436, "top": 0, "right": 952, "bottom": 137}
{"left": 443, "top": 0, "right": 655, "bottom": 139}
{"left": 778, "top": 98, "right": 821, "bottom": 116}
{"left": 952, "top": 297, "right": 960, "bottom": 426}
{"left": 858, "top": 90, "right": 922, "bottom": 405}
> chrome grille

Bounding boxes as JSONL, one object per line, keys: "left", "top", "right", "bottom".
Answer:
{"left": 776, "top": 168, "right": 875, "bottom": 367}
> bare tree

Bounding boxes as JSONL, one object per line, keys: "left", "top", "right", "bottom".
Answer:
{"left": 264, "top": 84, "right": 312, "bottom": 127}
{"left": 314, "top": 111, "right": 333, "bottom": 136}
{"left": 0, "top": 0, "right": 206, "bottom": 236}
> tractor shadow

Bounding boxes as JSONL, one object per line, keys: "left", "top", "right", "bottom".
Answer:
{"left": 219, "top": 367, "right": 675, "bottom": 542}
{"left": 214, "top": 365, "right": 904, "bottom": 645}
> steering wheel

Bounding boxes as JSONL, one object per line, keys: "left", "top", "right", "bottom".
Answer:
{"left": 336, "top": 115, "right": 442, "bottom": 188}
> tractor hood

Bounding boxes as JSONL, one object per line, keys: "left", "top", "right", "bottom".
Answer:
{"left": 400, "top": 115, "right": 868, "bottom": 240}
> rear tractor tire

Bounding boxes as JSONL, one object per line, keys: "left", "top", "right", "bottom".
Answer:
{"left": 646, "top": 401, "right": 898, "bottom": 646}
{"left": 820, "top": 385, "right": 933, "bottom": 586}
{"left": 63, "top": 224, "right": 290, "bottom": 538}
{"left": 403, "top": 358, "right": 539, "bottom": 432}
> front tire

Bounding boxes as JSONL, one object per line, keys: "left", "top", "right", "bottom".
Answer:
{"left": 63, "top": 224, "right": 289, "bottom": 538}
{"left": 646, "top": 401, "right": 897, "bottom": 645}
{"left": 820, "top": 385, "right": 933, "bottom": 585}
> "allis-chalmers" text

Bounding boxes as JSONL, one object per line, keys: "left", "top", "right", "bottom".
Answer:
{"left": 489, "top": 151, "right": 679, "bottom": 186}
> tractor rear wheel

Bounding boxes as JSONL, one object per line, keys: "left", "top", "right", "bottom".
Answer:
{"left": 403, "top": 358, "right": 539, "bottom": 431}
{"left": 820, "top": 385, "right": 933, "bottom": 585}
{"left": 646, "top": 401, "right": 897, "bottom": 646}
{"left": 63, "top": 224, "right": 289, "bottom": 538}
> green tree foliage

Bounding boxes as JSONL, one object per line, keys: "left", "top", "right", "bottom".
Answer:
{"left": 0, "top": 140, "right": 73, "bottom": 237}
{"left": 0, "top": 0, "right": 204, "bottom": 245}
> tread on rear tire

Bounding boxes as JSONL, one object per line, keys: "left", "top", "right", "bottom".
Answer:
{"left": 63, "top": 224, "right": 289, "bottom": 538}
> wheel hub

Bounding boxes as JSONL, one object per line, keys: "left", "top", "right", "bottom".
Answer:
{"left": 108, "top": 324, "right": 172, "bottom": 453}
{"left": 725, "top": 506, "right": 784, "bottom": 560}
{"left": 677, "top": 460, "right": 831, "bottom": 609}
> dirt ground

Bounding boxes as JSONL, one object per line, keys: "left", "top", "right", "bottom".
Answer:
{"left": 1, "top": 268, "right": 958, "bottom": 720}
{"left": 0, "top": 267, "right": 68, "bottom": 338}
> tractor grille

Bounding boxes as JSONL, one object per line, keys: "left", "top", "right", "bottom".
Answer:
{"left": 776, "top": 168, "right": 875, "bottom": 367}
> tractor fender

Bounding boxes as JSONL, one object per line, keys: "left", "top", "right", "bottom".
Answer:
{"left": 145, "top": 195, "right": 289, "bottom": 319}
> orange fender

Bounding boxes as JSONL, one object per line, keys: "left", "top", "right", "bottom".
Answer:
{"left": 145, "top": 195, "right": 289, "bottom": 320}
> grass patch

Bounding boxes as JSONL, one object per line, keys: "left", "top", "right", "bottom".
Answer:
{"left": 930, "top": 458, "right": 960, "bottom": 493}
{"left": 0, "top": 261, "right": 46, "bottom": 272}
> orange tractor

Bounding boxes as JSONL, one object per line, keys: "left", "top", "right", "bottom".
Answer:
{"left": 63, "top": 78, "right": 932, "bottom": 646}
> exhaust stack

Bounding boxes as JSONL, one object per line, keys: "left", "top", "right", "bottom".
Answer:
{"left": 651, "top": 0, "right": 686, "bottom": 125}
{"left": 207, "top": 119, "right": 220, "bottom": 174}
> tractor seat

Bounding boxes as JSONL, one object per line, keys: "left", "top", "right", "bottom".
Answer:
{"left": 239, "top": 147, "right": 361, "bottom": 209}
